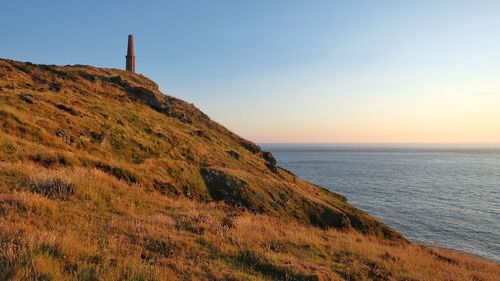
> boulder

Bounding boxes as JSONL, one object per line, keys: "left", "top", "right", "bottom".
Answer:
{"left": 227, "top": 150, "right": 240, "bottom": 160}
{"left": 200, "top": 168, "right": 253, "bottom": 209}
{"left": 262, "top": 151, "right": 277, "bottom": 166}
{"left": 18, "top": 93, "right": 34, "bottom": 104}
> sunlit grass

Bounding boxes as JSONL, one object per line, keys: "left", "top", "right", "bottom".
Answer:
{"left": 0, "top": 59, "right": 498, "bottom": 280}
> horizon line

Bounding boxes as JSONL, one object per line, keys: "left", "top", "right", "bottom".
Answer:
{"left": 258, "top": 142, "right": 500, "bottom": 146}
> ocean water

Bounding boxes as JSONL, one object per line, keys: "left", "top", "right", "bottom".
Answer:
{"left": 262, "top": 144, "right": 500, "bottom": 262}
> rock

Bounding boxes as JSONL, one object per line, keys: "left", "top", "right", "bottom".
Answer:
{"left": 50, "top": 82, "right": 62, "bottom": 92}
{"left": 227, "top": 150, "right": 240, "bottom": 160}
{"left": 90, "top": 131, "right": 106, "bottom": 144}
{"left": 78, "top": 133, "right": 91, "bottom": 142}
{"left": 262, "top": 151, "right": 278, "bottom": 173}
{"left": 56, "top": 104, "right": 78, "bottom": 116}
{"left": 18, "top": 93, "right": 34, "bottom": 104}
{"left": 155, "top": 131, "right": 168, "bottom": 141}
{"left": 126, "top": 84, "right": 192, "bottom": 124}
{"left": 266, "top": 163, "right": 278, "bottom": 174}
{"left": 255, "top": 192, "right": 263, "bottom": 201}
{"left": 55, "top": 129, "right": 74, "bottom": 144}
{"left": 238, "top": 139, "right": 261, "bottom": 154}
{"left": 81, "top": 72, "right": 98, "bottom": 82}
{"left": 176, "top": 113, "right": 190, "bottom": 124}
{"left": 262, "top": 151, "right": 277, "bottom": 166}
{"left": 200, "top": 168, "right": 253, "bottom": 209}
{"left": 193, "top": 129, "right": 210, "bottom": 140}
{"left": 130, "top": 86, "right": 167, "bottom": 112}
{"left": 109, "top": 75, "right": 123, "bottom": 84}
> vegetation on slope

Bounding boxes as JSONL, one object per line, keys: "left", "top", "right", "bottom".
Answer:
{"left": 0, "top": 59, "right": 498, "bottom": 280}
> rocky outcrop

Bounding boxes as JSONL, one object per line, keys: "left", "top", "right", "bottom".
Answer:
{"left": 262, "top": 151, "right": 278, "bottom": 174}
{"left": 262, "top": 151, "right": 276, "bottom": 166}
{"left": 238, "top": 138, "right": 262, "bottom": 154}
{"left": 227, "top": 150, "right": 240, "bottom": 160}
{"left": 200, "top": 168, "right": 256, "bottom": 210}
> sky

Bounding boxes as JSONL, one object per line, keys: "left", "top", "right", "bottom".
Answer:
{"left": 2, "top": 0, "right": 500, "bottom": 143}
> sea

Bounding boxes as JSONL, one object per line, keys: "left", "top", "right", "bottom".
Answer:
{"left": 261, "top": 144, "right": 500, "bottom": 262}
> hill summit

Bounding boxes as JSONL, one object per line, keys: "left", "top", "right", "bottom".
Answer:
{"left": 0, "top": 59, "right": 401, "bottom": 239}
{"left": 0, "top": 59, "right": 498, "bottom": 280}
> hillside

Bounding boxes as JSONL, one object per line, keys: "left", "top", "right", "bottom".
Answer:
{"left": 0, "top": 59, "right": 498, "bottom": 280}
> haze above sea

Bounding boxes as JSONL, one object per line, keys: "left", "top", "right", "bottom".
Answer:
{"left": 262, "top": 144, "right": 500, "bottom": 262}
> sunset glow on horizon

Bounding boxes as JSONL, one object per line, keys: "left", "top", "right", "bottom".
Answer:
{"left": 2, "top": 1, "right": 500, "bottom": 143}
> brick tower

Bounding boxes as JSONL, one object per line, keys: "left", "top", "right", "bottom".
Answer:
{"left": 126, "top": 34, "right": 135, "bottom": 72}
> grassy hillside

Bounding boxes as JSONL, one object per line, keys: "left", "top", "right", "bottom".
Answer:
{"left": 0, "top": 59, "right": 498, "bottom": 280}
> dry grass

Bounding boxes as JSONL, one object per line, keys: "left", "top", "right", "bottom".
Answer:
{"left": 0, "top": 59, "right": 498, "bottom": 280}
{"left": 2, "top": 159, "right": 498, "bottom": 281}
{"left": 0, "top": 163, "right": 497, "bottom": 280}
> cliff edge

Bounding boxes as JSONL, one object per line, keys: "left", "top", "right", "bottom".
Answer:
{"left": 1, "top": 59, "right": 497, "bottom": 280}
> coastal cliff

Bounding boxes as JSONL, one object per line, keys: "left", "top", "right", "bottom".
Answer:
{"left": 0, "top": 59, "right": 498, "bottom": 280}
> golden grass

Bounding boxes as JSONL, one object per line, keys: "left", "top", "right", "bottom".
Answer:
{"left": 0, "top": 58, "right": 401, "bottom": 239}
{"left": 1, "top": 162, "right": 498, "bottom": 280}
{"left": 0, "top": 59, "right": 498, "bottom": 280}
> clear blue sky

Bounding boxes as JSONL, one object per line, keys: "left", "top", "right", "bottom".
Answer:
{"left": 2, "top": 1, "right": 500, "bottom": 143}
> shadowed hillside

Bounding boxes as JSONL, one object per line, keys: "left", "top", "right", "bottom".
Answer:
{"left": 0, "top": 59, "right": 498, "bottom": 280}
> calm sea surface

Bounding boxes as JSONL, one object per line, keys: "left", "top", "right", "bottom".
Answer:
{"left": 262, "top": 144, "right": 500, "bottom": 262}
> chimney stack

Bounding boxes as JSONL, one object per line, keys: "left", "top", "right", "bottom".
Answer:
{"left": 126, "top": 34, "right": 135, "bottom": 72}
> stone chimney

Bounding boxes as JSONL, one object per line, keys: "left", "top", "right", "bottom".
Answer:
{"left": 126, "top": 34, "right": 135, "bottom": 72}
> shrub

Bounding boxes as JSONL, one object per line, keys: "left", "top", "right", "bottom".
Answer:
{"left": 35, "top": 243, "right": 61, "bottom": 258}
{"left": 143, "top": 238, "right": 179, "bottom": 258}
{"left": 55, "top": 104, "right": 78, "bottom": 116}
{"left": 237, "top": 250, "right": 319, "bottom": 281}
{"left": 93, "top": 162, "right": 140, "bottom": 184}
{"left": 77, "top": 267, "right": 99, "bottom": 281}
{"left": 30, "top": 153, "right": 74, "bottom": 167}
{"left": 0, "top": 142, "right": 17, "bottom": 154}
{"left": 25, "top": 178, "right": 74, "bottom": 200}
